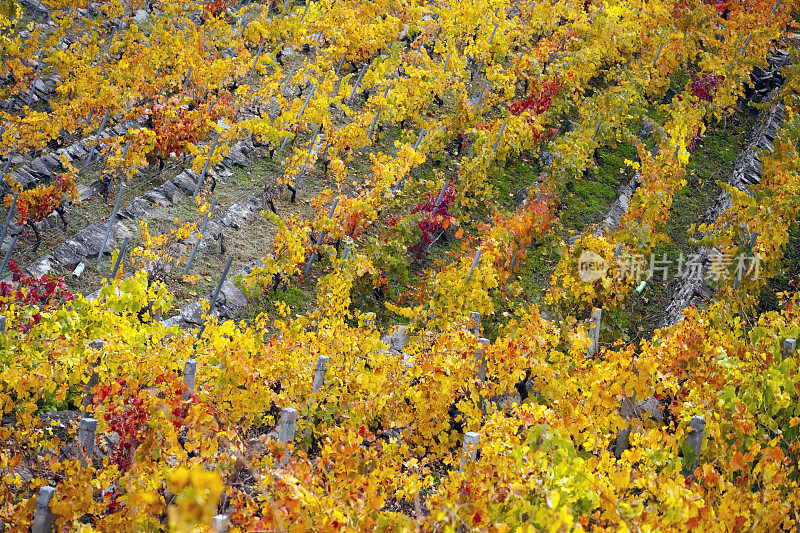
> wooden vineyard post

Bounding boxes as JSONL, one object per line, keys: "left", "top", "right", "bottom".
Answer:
{"left": 682, "top": 415, "right": 705, "bottom": 477}
{"left": 276, "top": 407, "right": 298, "bottom": 468}
{"left": 459, "top": 431, "right": 480, "bottom": 472}
{"left": 78, "top": 417, "right": 97, "bottom": 466}
{"left": 108, "top": 236, "right": 128, "bottom": 280}
{"left": 0, "top": 189, "right": 18, "bottom": 251}
{"left": 587, "top": 308, "right": 601, "bottom": 359}
{"left": 182, "top": 359, "right": 197, "bottom": 400}
{"left": 470, "top": 311, "right": 480, "bottom": 337}
{"left": 32, "top": 486, "right": 56, "bottom": 533}
{"left": 211, "top": 515, "right": 229, "bottom": 533}
{"left": 312, "top": 355, "right": 329, "bottom": 394}
{"left": 81, "top": 109, "right": 111, "bottom": 173}
{"left": 782, "top": 338, "right": 796, "bottom": 361}
{"left": 277, "top": 408, "right": 298, "bottom": 444}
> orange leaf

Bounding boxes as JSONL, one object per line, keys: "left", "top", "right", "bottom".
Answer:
{"left": 730, "top": 452, "right": 744, "bottom": 471}
{"left": 455, "top": 228, "right": 464, "bottom": 239}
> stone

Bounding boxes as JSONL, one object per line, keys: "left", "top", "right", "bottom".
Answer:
{"left": 539, "top": 151, "right": 554, "bottom": 167}
{"left": 221, "top": 203, "right": 251, "bottom": 229}
{"left": 637, "top": 118, "right": 654, "bottom": 139}
{"left": 638, "top": 396, "right": 664, "bottom": 420}
{"left": 389, "top": 325, "right": 407, "bottom": 352}
{"left": 225, "top": 148, "right": 249, "bottom": 168}
{"left": 133, "top": 9, "right": 148, "bottom": 24}
{"left": 181, "top": 301, "right": 204, "bottom": 325}
{"left": 119, "top": 197, "right": 154, "bottom": 220}
{"left": 51, "top": 242, "right": 82, "bottom": 268}
{"left": 152, "top": 181, "right": 182, "bottom": 204}
{"left": 28, "top": 159, "right": 51, "bottom": 178}
{"left": 218, "top": 280, "right": 247, "bottom": 316}
{"left": 171, "top": 172, "right": 197, "bottom": 194}
{"left": 211, "top": 515, "right": 229, "bottom": 533}
{"left": 161, "top": 315, "right": 183, "bottom": 329}
{"left": 143, "top": 190, "right": 170, "bottom": 207}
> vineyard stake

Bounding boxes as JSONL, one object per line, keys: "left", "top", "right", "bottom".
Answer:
{"left": 211, "top": 515, "right": 229, "bottom": 533}
{"left": 466, "top": 250, "right": 482, "bottom": 282}
{"left": 476, "top": 337, "right": 490, "bottom": 382}
{"left": 492, "top": 120, "right": 507, "bottom": 151}
{"left": 182, "top": 66, "right": 193, "bottom": 92}
{"left": 783, "top": 338, "right": 796, "bottom": 361}
{"left": 652, "top": 42, "right": 664, "bottom": 68}
{"left": 682, "top": 415, "right": 705, "bottom": 477}
{"left": 183, "top": 200, "right": 217, "bottom": 276}
{"left": 78, "top": 417, "right": 98, "bottom": 465}
{"left": 97, "top": 183, "right": 126, "bottom": 265}
{"left": 24, "top": 57, "right": 43, "bottom": 108}
{"left": 470, "top": 311, "right": 480, "bottom": 337}
{"left": 339, "top": 63, "right": 369, "bottom": 119}
{"left": 183, "top": 359, "right": 197, "bottom": 399}
{"left": 459, "top": 431, "right": 480, "bottom": 472}
{"left": 741, "top": 34, "right": 752, "bottom": 55}
{"left": 587, "top": 308, "right": 601, "bottom": 359}
{"left": 0, "top": 189, "right": 18, "bottom": 252}
{"left": 246, "top": 38, "right": 266, "bottom": 87}
{"left": 192, "top": 130, "right": 223, "bottom": 199}
{"left": 335, "top": 54, "right": 346, "bottom": 76}
{"left": 32, "top": 486, "right": 56, "bottom": 533}
{"left": 312, "top": 355, "right": 329, "bottom": 393}
{"left": 109, "top": 236, "right": 128, "bottom": 279}
{"left": 282, "top": 60, "right": 299, "bottom": 95}
{"left": 277, "top": 407, "right": 298, "bottom": 458}
{"left": 0, "top": 234, "right": 18, "bottom": 278}
{"left": 197, "top": 255, "right": 234, "bottom": 339}
{"left": 297, "top": 84, "right": 316, "bottom": 118}
{"left": 81, "top": 109, "right": 111, "bottom": 173}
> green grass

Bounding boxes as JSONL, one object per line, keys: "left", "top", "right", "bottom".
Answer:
{"left": 557, "top": 141, "right": 638, "bottom": 232}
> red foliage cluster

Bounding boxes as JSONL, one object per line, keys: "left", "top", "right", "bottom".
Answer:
{"left": 689, "top": 71, "right": 724, "bottom": 103}
{"left": 4, "top": 174, "right": 77, "bottom": 226}
{"left": 92, "top": 372, "right": 195, "bottom": 473}
{"left": 508, "top": 79, "right": 562, "bottom": 118}
{"left": 409, "top": 179, "right": 457, "bottom": 255}
{"left": 204, "top": 0, "right": 229, "bottom": 17}
{"left": 0, "top": 260, "right": 73, "bottom": 332}
{"left": 145, "top": 93, "right": 234, "bottom": 163}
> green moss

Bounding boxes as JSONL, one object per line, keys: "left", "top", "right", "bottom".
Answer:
{"left": 558, "top": 141, "right": 637, "bottom": 231}
{"left": 487, "top": 157, "right": 543, "bottom": 212}
{"left": 758, "top": 222, "right": 800, "bottom": 315}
